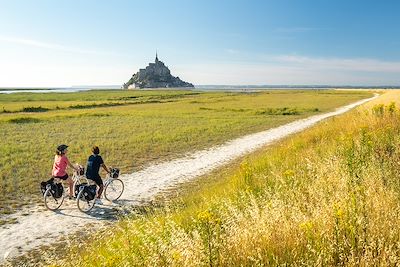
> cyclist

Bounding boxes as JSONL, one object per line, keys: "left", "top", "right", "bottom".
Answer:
{"left": 52, "top": 144, "right": 79, "bottom": 199}
{"left": 85, "top": 146, "right": 110, "bottom": 204}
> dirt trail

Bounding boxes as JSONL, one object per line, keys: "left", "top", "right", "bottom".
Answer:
{"left": 0, "top": 94, "right": 378, "bottom": 263}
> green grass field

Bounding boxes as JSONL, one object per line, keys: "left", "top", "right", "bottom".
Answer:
{"left": 37, "top": 90, "right": 400, "bottom": 266}
{"left": 0, "top": 89, "right": 371, "bottom": 220}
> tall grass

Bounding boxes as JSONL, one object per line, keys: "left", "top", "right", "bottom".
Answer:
{"left": 43, "top": 90, "right": 400, "bottom": 266}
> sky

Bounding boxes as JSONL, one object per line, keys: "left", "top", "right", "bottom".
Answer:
{"left": 0, "top": 0, "right": 399, "bottom": 87}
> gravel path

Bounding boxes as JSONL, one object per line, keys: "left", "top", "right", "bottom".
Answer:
{"left": 0, "top": 94, "right": 378, "bottom": 263}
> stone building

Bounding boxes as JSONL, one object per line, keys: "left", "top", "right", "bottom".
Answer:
{"left": 123, "top": 54, "right": 194, "bottom": 89}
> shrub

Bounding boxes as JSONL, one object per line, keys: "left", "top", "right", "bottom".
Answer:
{"left": 372, "top": 104, "right": 385, "bottom": 116}
{"left": 8, "top": 117, "right": 41, "bottom": 123}
{"left": 21, "top": 106, "right": 49, "bottom": 112}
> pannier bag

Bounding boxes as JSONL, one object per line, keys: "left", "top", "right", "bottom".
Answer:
{"left": 51, "top": 183, "right": 64, "bottom": 198}
{"left": 83, "top": 185, "right": 97, "bottom": 201}
{"left": 40, "top": 178, "right": 54, "bottom": 195}
{"left": 110, "top": 168, "right": 120, "bottom": 178}
{"left": 75, "top": 183, "right": 87, "bottom": 197}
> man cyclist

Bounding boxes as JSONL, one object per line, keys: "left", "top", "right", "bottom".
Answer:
{"left": 85, "top": 146, "right": 110, "bottom": 204}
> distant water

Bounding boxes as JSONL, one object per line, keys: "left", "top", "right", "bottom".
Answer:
{"left": 196, "top": 85, "right": 400, "bottom": 90}
{"left": 1, "top": 85, "right": 397, "bottom": 94}
{"left": 0, "top": 88, "right": 97, "bottom": 94}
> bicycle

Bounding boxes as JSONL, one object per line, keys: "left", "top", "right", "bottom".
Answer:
{"left": 42, "top": 166, "right": 86, "bottom": 211}
{"left": 76, "top": 167, "right": 124, "bottom": 213}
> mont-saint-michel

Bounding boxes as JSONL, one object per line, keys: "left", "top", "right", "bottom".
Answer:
{"left": 123, "top": 54, "right": 194, "bottom": 89}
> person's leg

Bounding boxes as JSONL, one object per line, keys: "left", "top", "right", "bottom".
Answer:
{"left": 97, "top": 184, "right": 104, "bottom": 198}
{"left": 93, "top": 176, "right": 104, "bottom": 198}
{"left": 93, "top": 177, "right": 104, "bottom": 204}
{"left": 66, "top": 176, "right": 74, "bottom": 197}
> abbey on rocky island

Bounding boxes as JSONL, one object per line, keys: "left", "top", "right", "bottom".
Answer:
{"left": 123, "top": 54, "right": 194, "bottom": 89}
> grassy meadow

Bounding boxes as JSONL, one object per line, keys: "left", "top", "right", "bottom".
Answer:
{"left": 0, "top": 89, "right": 371, "bottom": 221}
{"left": 35, "top": 90, "right": 400, "bottom": 266}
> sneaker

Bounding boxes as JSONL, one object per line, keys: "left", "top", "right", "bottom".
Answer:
{"left": 95, "top": 199, "right": 103, "bottom": 205}
{"left": 68, "top": 195, "right": 76, "bottom": 200}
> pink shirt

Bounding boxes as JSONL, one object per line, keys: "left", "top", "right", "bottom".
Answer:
{"left": 52, "top": 155, "right": 68, "bottom": 177}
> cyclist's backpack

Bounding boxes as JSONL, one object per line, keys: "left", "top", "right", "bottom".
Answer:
{"left": 40, "top": 178, "right": 54, "bottom": 195}
{"left": 110, "top": 168, "right": 120, "bottom": 178}
{"left": 83, "top": 185, "right": 97, "bottom": 201}
{"left": 51, "top": 183, "right": 64, "bottom": 198}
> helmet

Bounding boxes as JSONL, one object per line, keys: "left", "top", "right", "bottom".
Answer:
{"left": 57, "top": 144, "right": 68, "bottom": 153}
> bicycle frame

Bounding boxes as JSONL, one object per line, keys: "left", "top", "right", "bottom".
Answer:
{"left": 103, "top": 174, "right": 114, "bottom": 188}
{"left": 52, "top": 169, "right": 91, "bottom": 197}
{"left": 72, "top": 171, "right": 90, "bottom": 196}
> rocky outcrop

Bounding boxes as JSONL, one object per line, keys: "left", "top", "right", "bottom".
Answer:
{"left": 123, "top": 55, "right": 194, "bottom": 89}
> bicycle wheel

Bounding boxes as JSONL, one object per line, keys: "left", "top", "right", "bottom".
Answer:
{"left": 76, "top": 188, "right": 95, "bottom": 213}
{"left": 104, "top": 178, "right": 124, "bottom": 201}
{"left": 44, "top": 188, "right": 64, "bottom": 211}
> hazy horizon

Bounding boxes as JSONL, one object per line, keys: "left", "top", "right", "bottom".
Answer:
{"left": 1, "top": 84, "right": 400, "bottom": 90}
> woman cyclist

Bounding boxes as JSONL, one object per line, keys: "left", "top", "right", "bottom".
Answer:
{"left": 52, "top": 144, "right": 79, "bottom": 199}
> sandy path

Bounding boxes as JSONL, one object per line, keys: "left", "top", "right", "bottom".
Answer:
{"left": 0, "top": 94, "right": 378, "bottom": 262}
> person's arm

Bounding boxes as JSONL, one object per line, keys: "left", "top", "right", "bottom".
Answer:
{"left": 101, "top": 163, "right": 110, "bottom": 174}
{"left": 66, "top": 157, "right": 79, "bottom": 171}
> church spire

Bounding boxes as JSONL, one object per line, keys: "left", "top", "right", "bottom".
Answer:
{"left": 155, "top": 50, "right": 159, "bottom": 63}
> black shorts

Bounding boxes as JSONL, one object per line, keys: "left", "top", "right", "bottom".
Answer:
{"left": 53, "top": 174, "right": 69, "bottom": 180}
{"left": 88, "top": 175, "right": 103, "bottom": 186}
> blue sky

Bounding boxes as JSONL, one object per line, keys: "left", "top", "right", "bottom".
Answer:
{"left": 0, "top": 0, "right": 399, "bottom": 87}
